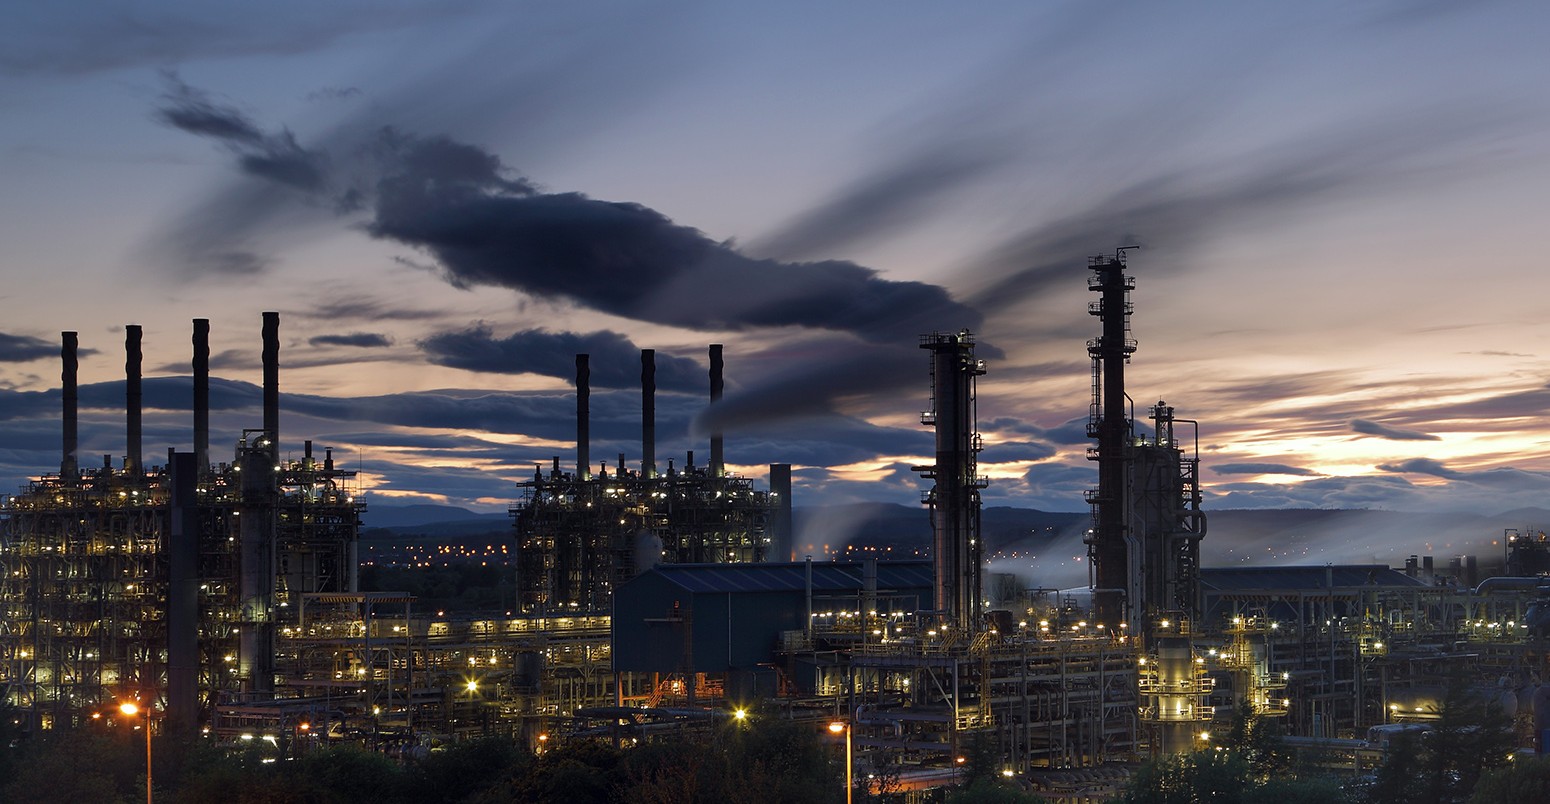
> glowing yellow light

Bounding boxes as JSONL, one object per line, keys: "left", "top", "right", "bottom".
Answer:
{"left": 828, "top": 721, "right": 845, "bottom": 734}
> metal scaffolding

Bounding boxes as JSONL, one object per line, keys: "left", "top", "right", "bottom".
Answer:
{"left": 514, "top": 462, "right": 774, "bottom": 613}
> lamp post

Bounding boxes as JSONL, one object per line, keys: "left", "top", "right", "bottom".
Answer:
{"left": 828, "top": 719, "right": 852, "bottom": 804}
{"left": 120, "top": 701, "right": 150, "bottom": 804}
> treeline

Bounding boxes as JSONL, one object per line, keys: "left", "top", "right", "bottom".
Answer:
{"left": 0, "top": 712, "right": 1048, "bottom": 804}
{"left": 8, "top": 687, "right": 1541, "bottom": 803}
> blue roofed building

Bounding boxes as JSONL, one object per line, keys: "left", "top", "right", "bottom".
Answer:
{"left": 613, "top": 560, "right": 932, "bottom": 699}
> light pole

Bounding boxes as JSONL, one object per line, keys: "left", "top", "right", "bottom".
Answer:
{"left": 120, "top": 701, "right": 150, "bottom": 804}
{"left": 828, "top": 719, "right": 851, "bottom": 804}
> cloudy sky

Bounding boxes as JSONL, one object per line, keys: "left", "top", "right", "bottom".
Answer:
{"left": 3, "top": 0, "right": 1549, "bottom": 516}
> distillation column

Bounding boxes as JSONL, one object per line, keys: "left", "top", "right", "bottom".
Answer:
{"left": 1085, "top": 253, "right": 1137, "bottom": 627}
{"left": 1132, "top": 402, "right": 1205, "bottom": 623}
{"left": 238, "top": 313, "right": 281, "bottom": 695}
{"left": 915, "top": 331, "right": 988, "bottom": 630}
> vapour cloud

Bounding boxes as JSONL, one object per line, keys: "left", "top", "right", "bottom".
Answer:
{"left": 418, "top": 326, "right": 704, "bottom": 392}
{"left": 1352, "top": 419, "right": 1440, "bottom": 441}
{"left": 751, "top": 144, "right": 1009, "bottom": 262}
{"left": 1212, "top": 462, "right": 1321, "bottom": 476}
{"left": 308, "top": 333, "right": 393, "bottom": 348}
{"left": 157, "top": 74, "right": 328, "bottom": 192}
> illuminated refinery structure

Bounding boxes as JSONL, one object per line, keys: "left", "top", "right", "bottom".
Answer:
{"left": 0, "top": 315, "right": 362, "bottom": 732}
{"left": 513, "top": 345, "right": 791, "bottom": 613}
{"left": 3, "top": 255, "right": 1550, "bottom": 800}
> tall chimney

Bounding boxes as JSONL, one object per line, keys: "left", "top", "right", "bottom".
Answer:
{"left": 576, "top": 354, "right": 591, "bottom": 480}
{"left": 641, "top": 349, "right": 656, "bottom": 478}
{"left": 126, "top": 324, "right": 142, "bottom": 475}
{"left": 166, "top": 449, "right": 199, "bottom": 733}
{"left": 61, "top": 332, "right": 78, "bottom": 478}
{"left": 262, "top": 311, "right": 279, "bottom": 443}
{"left": 194, "top": 318, "right": 210, "bottom": 471}
{"left": 710, "top": 344, "right": 724, "bottom": 477}
{"left": 770, "top": 463, "right": 793, "bottom": 562}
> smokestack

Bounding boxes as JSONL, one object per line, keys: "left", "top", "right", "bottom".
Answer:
{"left": 576, "top": 354, "right": 591, "bottom": 480}
{"left": 126, "top": 324, "right": 142, "bottom": 476}
{"left": 262, "top": 311, "right": 279, "bottom": 443}
{"left": 770, "top": 463, "right": 793, "bottom": 562}
{"left": 710, "top": 344, "right": 724, "bottom": 478}
{"left": 166, "top": 449, "right": 198, "bottom": 734}
{"left": 642, "top": 349, "right": 656, "bottom": 478}
{"left": 61, "top": 331, "right": 77, "bottom": 478}
{"left": 194, "top": 318, "right": 210, "bottom": 471}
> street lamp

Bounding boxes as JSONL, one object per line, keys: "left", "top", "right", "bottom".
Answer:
{"left": 120, "top": 701, "right": 150, "bottom": 804}
{"left": 828, "top": 719, "right": 851, "bottom": 804}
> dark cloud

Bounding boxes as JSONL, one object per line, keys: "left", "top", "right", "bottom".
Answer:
{"left": 1351, "top": 418, "right": 1439, "bottom": 441}
{"left": 295, "top": 297, "right": 447, "bottom": 322}
{"left": 364, "top": 130, "right": 981, "bottom": 345}
{"left": 1212, "top": 462, "right": 1320, "bottom": 476}
{"left": 418, "top": 326, "right": 702, "bottom": 392}
{"left": 0, "top": 332, "right": 92, "bottom": 363}
{"left": 980, "top": 440, "right": 1057, "bottom": 463}
{"left": 309, "top": 332, "right": 393, "bottom": 348}
{"left": 1395, "top": 384, "right": 1550, "bottom": 424}
{"left": 156, "top": 85, "right": 265, "bottom": 145}
{"left": 157, "top": 74, "right": 328, "bottom": 192}
{"left": 153, "top": 67, "right": 988, "bottom": 430}
{"left": 984, "top": 415, "right": 1088, "bottom": 446}
{"left": 58, "top": 374, "right": 701, "bottom": 449}
{"left": 1376, "top": 457, "right": 1459, "bottom": 478}
{"left": 289, "top": 386, "right": 701, "bottom": 446}
{"left": 981, "top": 417, "right": 1049, "bottom": 438}
{"left": 355, "top": 459, "right": 523, "bottom": 503}
{"left": 1377, "top": 459, "right": 1550, "bottom": 491}
{"left": 700, "top": 344, "right": 920, "bottom": 433}
{"left": 74, "top": 376, "right": 259, "bottom": 413}
{"left": 0, "top": 389, "right": 56, "bottom": 422}
{"left": 158, "top": 85, "right": 983, "bottom": 346}
{"left": 1018, "top": 463, "right": 1095, "bottom": 507}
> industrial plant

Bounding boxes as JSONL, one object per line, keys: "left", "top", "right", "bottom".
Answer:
{"left": 2, "top": 253, "right": 1548, "bottom": 801}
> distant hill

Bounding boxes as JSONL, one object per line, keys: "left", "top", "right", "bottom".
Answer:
{"left": 360, "top": 503, "right": 510, "bottom": 535}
